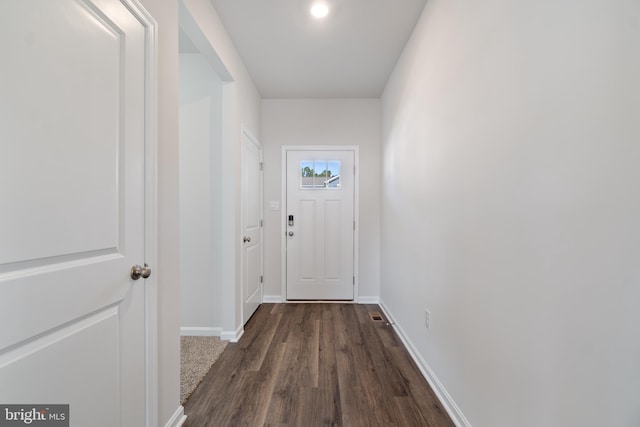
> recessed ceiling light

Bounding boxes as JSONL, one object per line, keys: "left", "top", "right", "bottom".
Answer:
{"left": 310, "top": 2, "right": 329, "bottom": 18}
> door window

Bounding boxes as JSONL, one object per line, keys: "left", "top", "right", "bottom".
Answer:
{"left": 300, "top": 160, "right": 341, "bottom": 189}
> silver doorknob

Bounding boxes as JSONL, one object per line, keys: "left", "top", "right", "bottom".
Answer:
{"left": 131, "top": 263, "right": 152, "bottom": 280}
{"left": 243, "top": 236, "right": 251, "bottom": 243}
{"left": 288, "top": 231, "right": 294, "bottom": 236}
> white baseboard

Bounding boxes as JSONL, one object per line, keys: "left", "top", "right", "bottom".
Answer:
{"left": 221, "top": 324, "right": 244, "bottom": 342}
{"left": 183, "top": 325, "right": 244, "bottom": 342}
{"left": 378, "top": 299, "right": 472, "bottom": 427}
{"left": 180, "top": 326, "right": 222, "bottom": 337}
{"left": 164, "top": 405, "right": 187, "bottom": 427}
{"left": 262, "top": 295, "right": 284, "bottom": 303}
{"left": 357, "top": 296, "right": 380, "bottom": 304}
{"left": 233, "top": 327, "right": 244, "bottom": 342}
{"left": 263, "top": 295, "right": 379, "bottom": 304}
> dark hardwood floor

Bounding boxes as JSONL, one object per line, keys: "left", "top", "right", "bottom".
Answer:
{"left": 183, "top": 303, "right": 454, "bottom": 427}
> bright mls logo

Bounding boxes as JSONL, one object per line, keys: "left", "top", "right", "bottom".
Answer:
{"left": 0, "top": 405, "right": 68, "bottom": 426}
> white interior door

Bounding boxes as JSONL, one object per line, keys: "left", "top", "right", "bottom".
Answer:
{"left": 242, "top": 130, "right": 263, "bottom": 324}
{"left": 0, "top": 1, "right": 153, "bottom": 425}
{"left": 286, "top": 150, "right": 355, "bottom": 300}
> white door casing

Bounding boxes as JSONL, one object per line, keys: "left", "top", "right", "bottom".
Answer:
{"left": 0, "top": 1, "right": 156, "bottom": 426}
{"left": 285, "top": 149, "right": 356, "bottom": 300}
{"left": 241, "top": 128, "right": 263, "bottom": 324}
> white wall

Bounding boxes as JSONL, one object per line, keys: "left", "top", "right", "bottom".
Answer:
{"left": 134, "top": 0, "right": 261, "bottom": 423}
{"left": 137, "top": 0, "right": 181, "bottom": 424}
{"left": 180, "top": 0, "right": 262, "bottom": 337}
{"left": 381, "top": 1, "right": 640, "bottom": 426}
{"left": 179, "top": 54, "right": 224, "bottom": 330}
{"left": 261, "top": 99, "right": 381, "bottom": 301}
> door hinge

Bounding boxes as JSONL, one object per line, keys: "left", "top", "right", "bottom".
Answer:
{"left": 353, "top": 276, "right": 355, "bottom": 285}
{"left": 260, "top": 219, "right": 263, "bottom": 227}
{"left": 260, "top": 275, "right": 263, "bottom": 283}
{"left": 260, "top": 162, "right": 263, "bottom": 171}
{"left": 353, "top": 220, "right": 356, "bottom": 230}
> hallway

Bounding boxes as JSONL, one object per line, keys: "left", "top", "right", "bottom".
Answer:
{"left": 183, "top": 304, "right": 454, "bottom": 426}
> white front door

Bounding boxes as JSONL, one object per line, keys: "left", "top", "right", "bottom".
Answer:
{"left": 286, "top": 150, "right": 355, "bottom": 300}
{"left": 242, "top": 129, "right": 263, "bottom": 324}
{"left": 0, "top": 1, "right": 154, "bottom": 426}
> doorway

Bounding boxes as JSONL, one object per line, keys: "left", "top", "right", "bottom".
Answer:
{"left": 284, "top": 148, "right": 358, "bottom": 300}
{"left": 178, "top": 0, "right": 243, "bottom": 342}
{"left": 178, "top": 45, "right": 224, "bottom": 334}
{"left": 177, "top": 15, "right": 235, "bottom": 341}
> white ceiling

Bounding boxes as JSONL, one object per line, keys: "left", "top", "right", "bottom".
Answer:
{"left": 207, "top": 0, "right": 428, "bottom": 99}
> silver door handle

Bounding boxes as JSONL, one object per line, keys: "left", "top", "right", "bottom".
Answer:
{"left": 131, "top": 263, "right": 152, "bottom": 280}
{"left": 288, "top": 231, "right": 294, "bottom": 237}
{"left": 243, "top": 236, "right": 251, "bottom": 243}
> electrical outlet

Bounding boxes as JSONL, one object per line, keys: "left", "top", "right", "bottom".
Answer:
{"left": 425, "top": 309, "right": 431, "bottom": 329}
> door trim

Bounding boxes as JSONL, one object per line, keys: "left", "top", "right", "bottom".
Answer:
{"left": 124, "top": 1, "right": 159, "bottom": 425}
{"left": 280, "top": 146, "right": 360, "bottom": 302}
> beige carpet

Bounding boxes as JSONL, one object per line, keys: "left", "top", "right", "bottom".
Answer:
{"left": 180, "top": 336, "right": 228, "bottom": 404}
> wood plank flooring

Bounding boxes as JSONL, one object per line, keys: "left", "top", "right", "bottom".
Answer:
{"left": 183, "top": 304, "right": 454, "bottom": 427}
